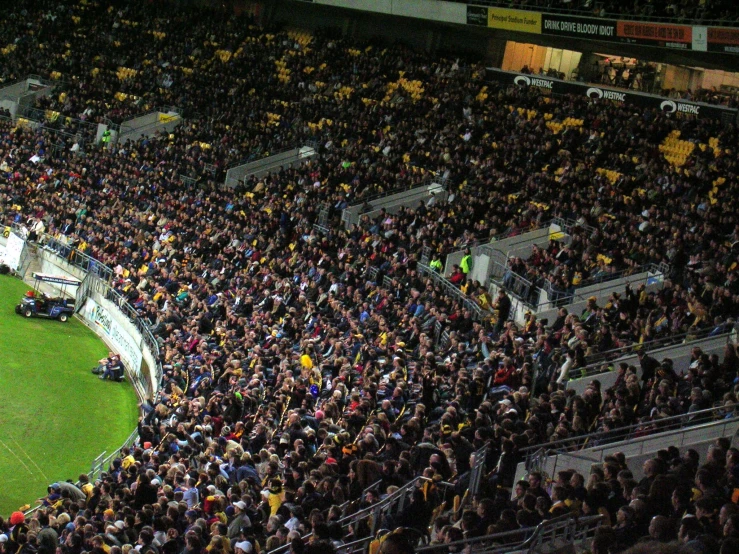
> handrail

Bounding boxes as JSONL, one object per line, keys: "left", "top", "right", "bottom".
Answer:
{"left": 337, "top": 475, "right": 455, "bottom": 528}
{"left": 119, "top": 105, "right": 182, "bottom": 129}
{"left": 489, "top": 259, "right": 664, "bottom": 312}
{"left": 551, "top": 217, "right": 598, "bottom": 238}
{"left": 444, "top": 0, "right": 739, "bottom": 27}
{"left": 224, "top": 143, "right": 301, "bottom": 171}
{"left": 418, "top": 262, "right": 484, "bottom": 320}
{"left": 415, "top": 513, "right": 603, "bottom": 553}
{"left": 23, "top": 427, "right": 140, "bottom": 517}
{"left": 336, "top": 476, "right": 425, "bottom": 527}
{"left": 521, "top": 401, "right": 739, "bottom": 459}
{"left": 345, "top": 175, "right": 448, "bottom": 210}
{"left": 18, "top": 106, "right": 98, "bottom": 139}
{"left": 34, "top": 230, "right": 162, "bottom": 389}
{"left": 576, "top": 326, "right": 733, "bottom": 372}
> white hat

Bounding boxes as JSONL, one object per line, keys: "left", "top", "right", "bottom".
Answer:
{"left": 233, "top": 501, "right": 247, "bottom": 510}
{"left": 0, "top": 534, "right": 8, "bottom": 543}
{"left": 234, "top": 541, "right": 252, "bottom": 553}
{"left": 114, "top": 521, "right": 125, "bottom": 530}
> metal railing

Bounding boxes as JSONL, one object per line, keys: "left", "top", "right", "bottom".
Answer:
{"left": 34, "top": 230, "right": 162, "bottom": 389}
{"left": 468, "top": 444, "right": 488, "bottom": 500}
{"left": 18, "top": 106, "right": 98, "bottom": 140}
{"left": 224, "top": 143, "right": 300, "bottom": 172}
{"left": 416, "top": 513, "right": 603, "bottom": 554}
{"left": 574, "top": 326, "right": 733, "bottom": 373}
{"left": 551, "top": 216, "right": 598, "bottom": 238}
{"left": 23, "top": 427, "right": 139, "bottom": 517}
{"left": 337, "top": 475, "right": 455, "bottom": 537}
{"left": 450, "top": 221, "right": 552, "bottom": 259}
{"left": 418, "top": 262, "right": 485, "bottom": 320}
{"left": 42, "top": 235, "right": 114, "bottom": 282}
{"left": 444, "top": 0, "right": 739, "bottom": 26}
{"left": 489, "top": 259, "right": 665, "bottom": 312}
{"left": 343, "top": 175, "right": 449, "bottom": 217}
{"left": 521, "top": 401, "right": 739, "bottom": 463}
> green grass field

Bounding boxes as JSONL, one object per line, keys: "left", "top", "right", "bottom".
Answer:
{"left": 0, "top": 275, "right": 139, "bottom": 516}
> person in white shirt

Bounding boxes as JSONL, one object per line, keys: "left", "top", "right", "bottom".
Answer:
{"left": 556, "top": 350, "right": 575, "bottom": 385}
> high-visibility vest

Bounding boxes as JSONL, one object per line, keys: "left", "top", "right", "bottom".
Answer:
{"left": 460, "top": 254, "right": 472, "bottom": 274}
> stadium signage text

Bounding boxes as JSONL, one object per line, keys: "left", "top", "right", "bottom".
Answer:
{"left": 617, "top": 21, "right": 692, "bottom": 46}
{"left": 486, "top": 68, "right": 737, "bottom": 125}
{"left": 660, "top": 100, "right": 700, "bottom": 115}
{"left": 466, "top": 5, "right": 488, "bottom": 26}
{"left": 467, "top": 6, "right": 542, "bottom": 33}
{"left": 464, "top": 7, "right": 739, "bottom": 53}
{"left": 514, "top": 75, "right": 553, "bottom": 89}
{"left": 541, "top": 14, "right": 617, "bottom": 39}
{"left": 84, "top": 297, "right": 144, "bottom": 373}
{"left": 707, "top": 27, "right": 739, "bottom": 53}
{"left": 586, "top": 87, "right": 626, "bottom": 102}
{"left": 488, "top": 8, "right": 541, "bottom": 33}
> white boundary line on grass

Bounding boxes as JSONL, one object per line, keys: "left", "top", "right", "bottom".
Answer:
{"left": 0, "top": 438, "right": 35, "bottom": 476}
{"left": 10, "top": 436, "right": 50, "bottom": 482}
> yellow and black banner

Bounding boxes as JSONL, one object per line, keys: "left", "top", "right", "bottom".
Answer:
{"left": 488, "top": 7, "right": 541, "bottom": 34}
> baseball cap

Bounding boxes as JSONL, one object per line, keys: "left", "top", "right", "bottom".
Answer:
{"left": 114, "top": 521, "right": 125, "bottom": 530}
{"left": 233, "top": 501, "right": 247, "bottom": 510}
{"left": 234, "top": 541, "right": 252, "bottom": 553}
{"left": 0, "top": 535, "right": 8, "bottom": 543}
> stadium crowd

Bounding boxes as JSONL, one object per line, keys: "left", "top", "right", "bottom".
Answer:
{"left": 1, "top": 1, "right": 739, "bottom": 554}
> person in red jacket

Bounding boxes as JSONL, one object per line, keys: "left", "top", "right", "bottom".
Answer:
{"left": 493, "top": 357, "right": 519, "bottom": 389}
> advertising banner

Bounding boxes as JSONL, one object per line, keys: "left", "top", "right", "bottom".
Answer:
{"left": 466, "top": 5, "right": 488, "bottom": 26}
{"left": 4, "top": 233, "right": 25, "bottom": 271}
{"left": 83, "top": 297, "right": 143, "bottom": 374}
{"left": 692, "top": 26, "right": 708, "bottom": 52}
{"left": 616, "top": 21, "right": 692, "bottom": 49}
{"left": 485, "top": 68, "right": 737, "bottom": 125}
{"left": 542, "top": 14, "right": 617, "bottom": 41}
{"left": 707, "top": 27, "right": 739, "bottom": 53}
{"left": 488, "top": 8, "right": 541, "bottom": 34}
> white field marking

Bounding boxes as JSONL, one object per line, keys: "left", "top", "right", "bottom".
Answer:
{"left": 0, "top": 437, "right": 35, "bottom": 476}
{"left": 11, "top": 435, "right": 50, "bottom": 482}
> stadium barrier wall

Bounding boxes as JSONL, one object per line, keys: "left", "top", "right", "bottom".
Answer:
{"left": 118, "top": 110, "right": 182, "bottom": 144}
{"left": 565, "top": 331, "right": 734, "bottom": 394}
{"left": 0, "top": 76, "right": 54, "bottom": 119}
{"left": 514, "top": 410, "right": 739, "bottom": 491}
{"left": 3, "top": 235, "right": 152, "bottom": 503}
{"left": 534, "top": 271, "right": 665, "bottom": 325}
{"left": 486, "top": 67, "right": 738, "bottom": 125}
{"left": 224, "top": 146, "right": 317, "bottom": 188}
{"left": 443, "top": 224, "right": 555, "bottom": 280}
{"left": 36, "top": 247, "right": 158, "bottom": 400}
{"left": 341, "top": 181, "right": 447, "bottom": 229}
{"left": 3, "top": 233, "right": 159, "bottom": 404}
{"left": 297, "top": 0, "right": 739, "bottom": 56}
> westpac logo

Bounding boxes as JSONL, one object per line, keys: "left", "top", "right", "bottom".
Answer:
{"left": 586, "top": 87, "right": 625, "bottom": 102}
{"left": 660, "top": 100, "right": 700, "bottom": 115}
{"left": 91, "top": 304, "right": 112, "bottom": 334}
{"left": 514, "top": 75, "right": 553, "bottom": 89}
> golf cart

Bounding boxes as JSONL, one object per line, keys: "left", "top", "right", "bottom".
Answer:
{"left": 15, "top": 273, "right": 80, "bottom": 322}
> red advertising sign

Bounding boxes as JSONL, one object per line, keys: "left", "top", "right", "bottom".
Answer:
{"left": 707, "top": 27, "right": 739, "bottom": 53}
{"left": 617, "top": 21, "right": 692, "bottom": 48}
